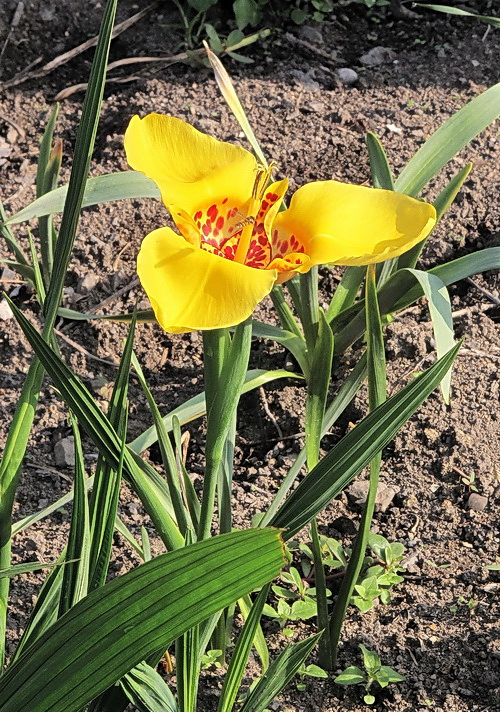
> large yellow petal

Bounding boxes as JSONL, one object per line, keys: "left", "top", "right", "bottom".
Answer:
{"left": 124, "top": 114, "right": 257, "bottom": 216}
{"left": 137, "top": 227, "right": 277, "bottom": 333}
{"left": 273, "top": 181, "right": 436, "bottom": 266}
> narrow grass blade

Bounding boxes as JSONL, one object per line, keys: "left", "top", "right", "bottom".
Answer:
{"left": 0, "top": 258, "right": 35, "bottom": 283}
{"left": 0, "top": 0, "right": 118, "bottom": 667}
{"left": 58, "top": 416, "right": 90, "bottom": 615}
{"left": 305, "top": 310, "right": 334, "bottom": 468}
{"left": 0, "top": 529, "right": 284, "bottom": 712}
{"left": 262, "top": 354, "right": 367, "bottom": 525}
{"left": 403, "top": 269, "right": 454, "bottom": 403}
{"left": 218, "top": 586, "right": 270, "bottom": 712}
{"left": 251, "top": 320, "right": 309, "bottom": 375}
{"left": 326, "top": 266, "right": 365, "bottom": 323}
{"left": 88, "top": 318, "right": 136, "bottom": 589}
{"left": 6, "top": 172, "right": 160, "bottom": 225}
{"left": 416, "top": 4, "right": 500, "bottom": 27}
{"left": 270, "top": 285, "right": 304, "bottom": 339}
{"left": 8, "top": 299, "right": 184, "bottom": 551}
{"left": 199, "top": 320, "right": 252, "bottom": 539}
{"left": 36, "top": 104, "right": 60, "bottom": 198}
{"left": 132, "top": 352, "right": 189, "bottom": 535}
{"left": 237, "top": 593, "right": 269, "bottom": 672}
{"left": 395, "top": 83, "right": 500, "bottom": 197}
{"left": 38, "top": 140, "right": 63, "bottom": 287}
{"left": 271, "top": 342, "right": 461, "bottom": 538}
{"left": 0, "top": 199, "right": 29, "bottom": 265}
{"left": 58, "top": 306, "right": 155, "bottom": 322}
{"left": 0, "top": 561, "right": 61, "bottom": 579}
{"left": 366, "top": 132, "right": 394, "bottom": 190}
{"left": 239, "top": 633, "right": 322, "bottom": 712}
{"left": 12, "top": 556, "right": 65, "bottom": 660}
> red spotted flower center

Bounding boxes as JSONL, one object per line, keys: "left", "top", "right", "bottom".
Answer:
{"left": 174, "top": 165, "right": 308, "bottom": 274}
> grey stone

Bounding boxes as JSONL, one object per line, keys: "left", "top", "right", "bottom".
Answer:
{"left": 0, "top": 299, "right": 13, "bottom": 320}
{"left": 336, "top": 67, "right": 358, "bottom": 85}
{"left": 54, "top": 436, "right": 75, "bottom": 468}
{"left": 467, "top": 493, "right": 488, "bottom": 511}
{"left": 359, "top": 46, "right": 396, "bottom": 67}
{"left": 347, "top": 480, "right": 397, "bottom": 512}
{"left": 298, "top": 25, "right": 323, "bottom": 45}
{"left": 291, "top": 70, "right": 321, "bottom": 92}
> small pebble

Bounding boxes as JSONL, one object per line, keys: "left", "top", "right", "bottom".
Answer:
{"left": 467, "top": 493, "right": 488, "bottom": 511}
{"left": 336, "top": 68, "right": 358, "bottom": 85}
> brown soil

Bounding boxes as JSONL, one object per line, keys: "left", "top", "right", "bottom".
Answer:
{"left": 0, "top": 1, "right": 499, "bottom": 711}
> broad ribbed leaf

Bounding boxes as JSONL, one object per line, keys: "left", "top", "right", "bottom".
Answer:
{"left": 6, "top": 172, "right": 160, "bottom": 225}
{"left": 271, "top": 342, "right": 460, "bottom": 538}
{"left": 0, "top": 529, "right": 284, "bottom": 712}
{"left": 395, "top": 83, "right": 500, "bottom": 197}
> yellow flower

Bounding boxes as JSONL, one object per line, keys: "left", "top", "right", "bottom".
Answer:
{"left": 124, "top": 114, "right": 436, "bottom": 333}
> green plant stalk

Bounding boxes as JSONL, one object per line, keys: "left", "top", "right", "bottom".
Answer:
{"left": 0, "top": 0, "right": 117, "bottom": 667}
{"left": 300, "top": 268, "right": 334, "bottom": 668}
{"left": 199, "top": 320, "right": 252, "bottom": 539}
{"left": 329, "top": 264, "right": 386, "bottom": 668}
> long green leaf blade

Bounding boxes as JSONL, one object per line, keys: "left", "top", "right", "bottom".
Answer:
{"left": 239, "top": 633, "right": 322, "bottom": 712}
{"left": 403, "top": 269, "right": 454, "bottom": 403}
{"left": 395, "top": 83, "right": 500, "bottom": 197}
{"left": 271, "top": 342, "right": 460, "bottom": 538}
{"left": 0, "top": 529, "right": 284, "bottom": 712}
{"left": 332, "top": 247, "right": 500, "bottom": 354}
{"left": 5, "top": 172, "right": 160, "bottom": 225}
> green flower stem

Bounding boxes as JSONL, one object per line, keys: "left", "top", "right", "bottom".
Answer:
{"left": 329, "top": 264, "right": 386, "bottom": 669}
{"left": 198, "top": 320, "right": 252, "bottom": 540}
{"left": 299, "top": 266, "right": 319, "bottom": 353}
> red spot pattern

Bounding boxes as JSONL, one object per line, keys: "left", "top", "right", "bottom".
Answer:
{"left": 271, "top": 230, "right": 305, "bottom": 260}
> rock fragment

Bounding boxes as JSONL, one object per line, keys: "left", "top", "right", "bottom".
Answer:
{"left": 54, "top": 436, "right": 75, "bottom": 468}
{"left": 291, "top": 69, "right": 321, "bottom": 92}
{"left": 359, "top": 46, "right": 396, "bottom": 66}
